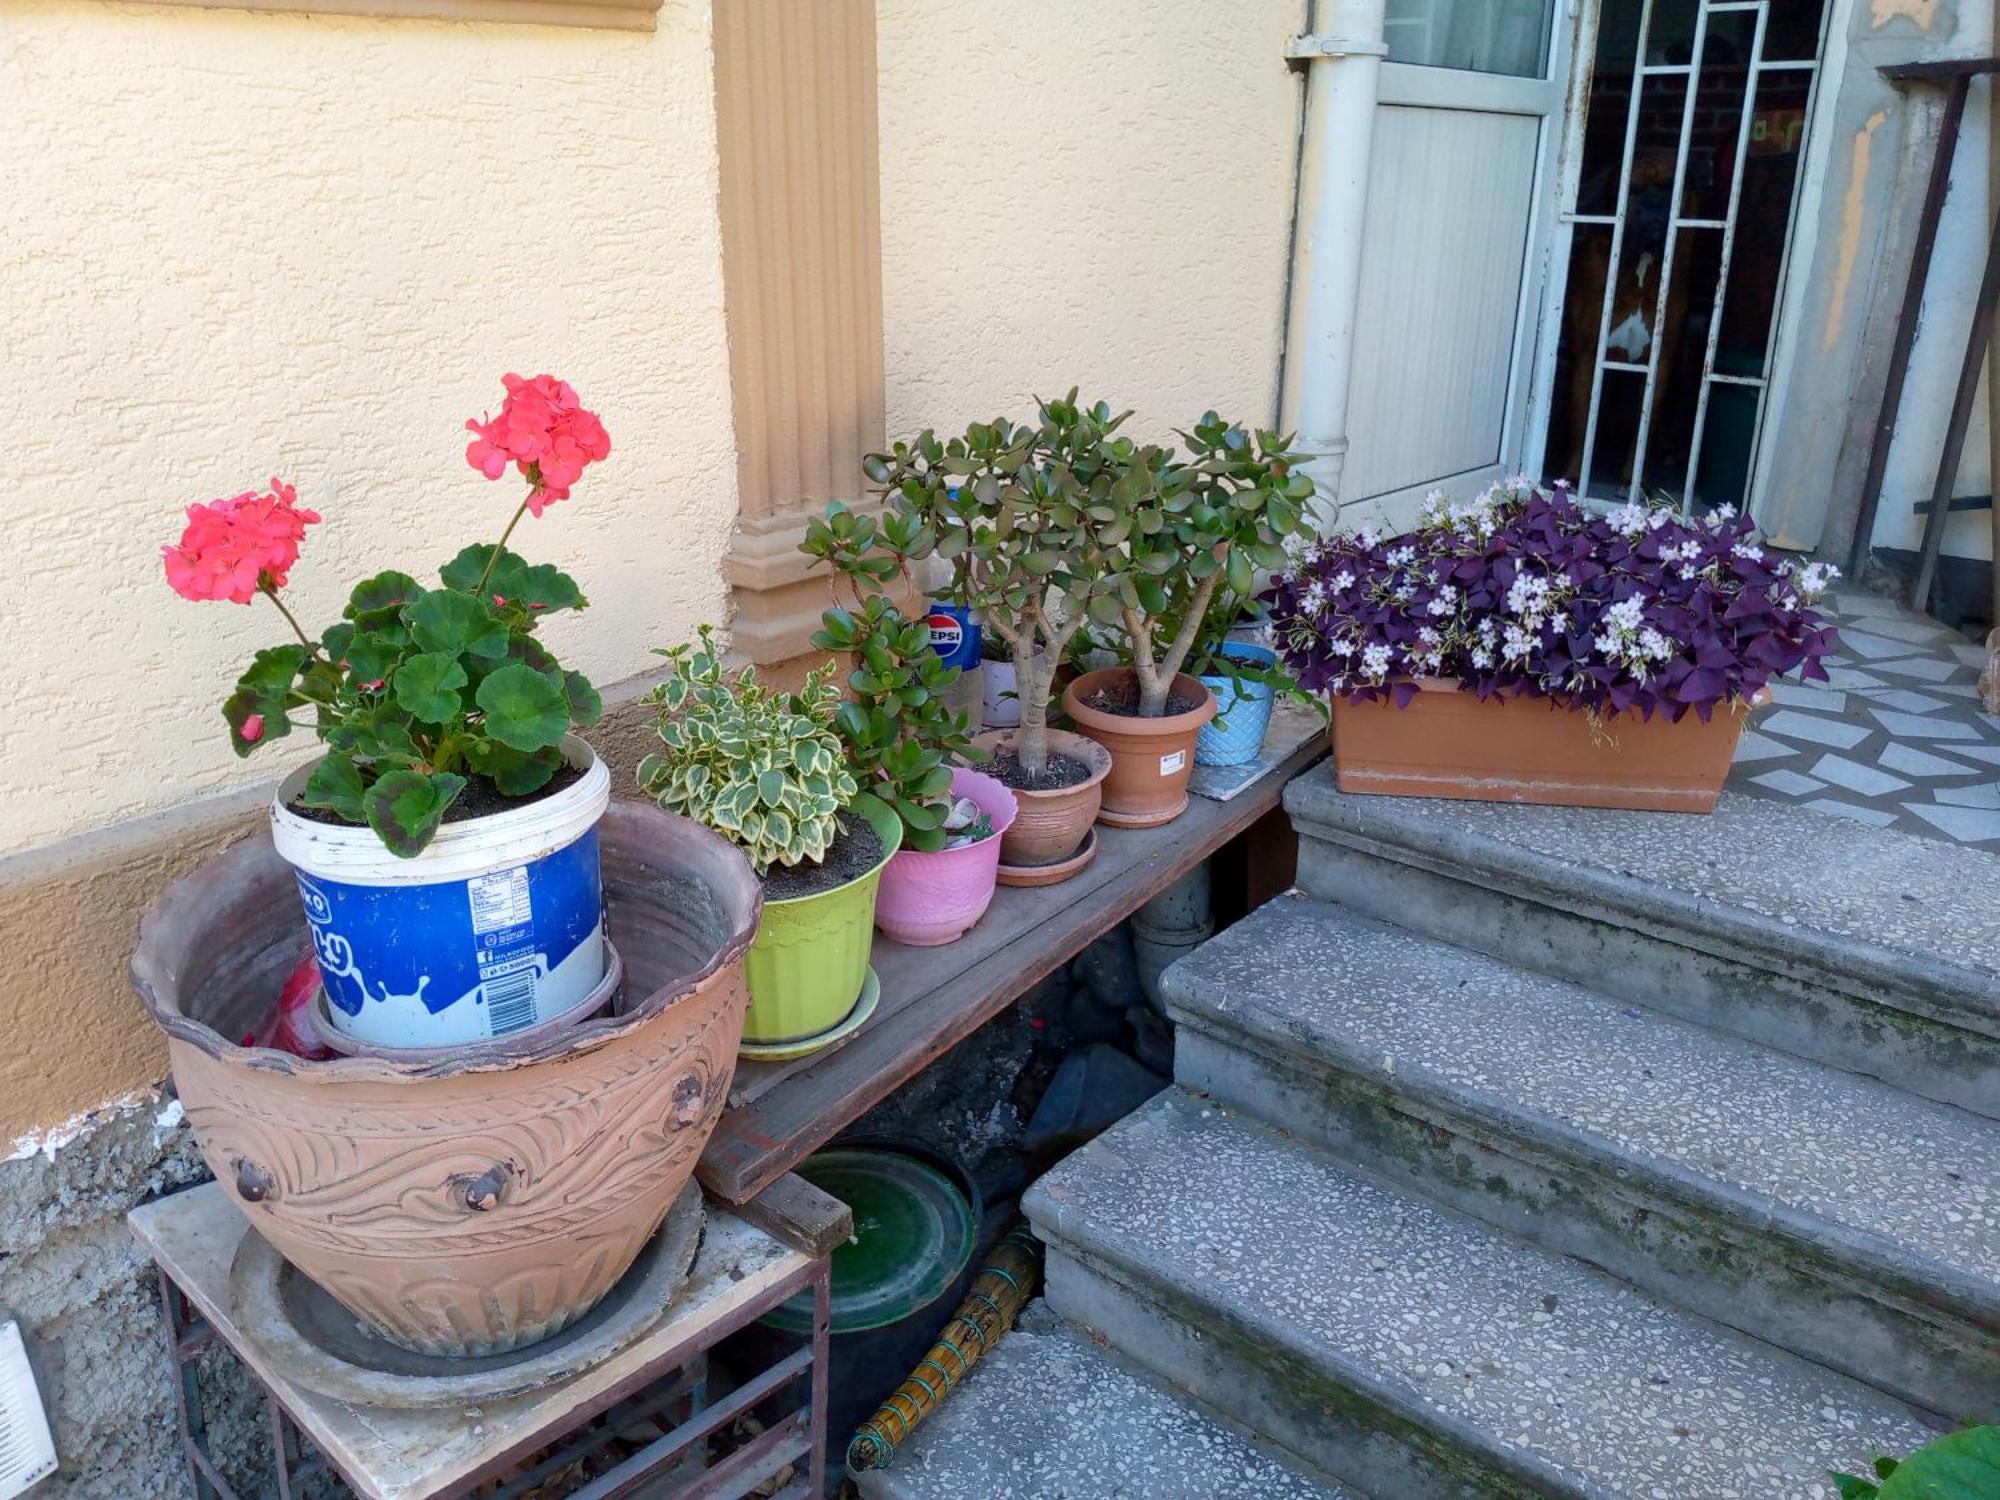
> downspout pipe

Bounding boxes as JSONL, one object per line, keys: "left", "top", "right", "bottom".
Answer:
{"left": 1279, "top": 0, "right": 1388, "bottom": 530}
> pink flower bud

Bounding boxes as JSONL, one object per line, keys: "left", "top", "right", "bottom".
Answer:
{"left": 241, "top": 713, "right": 265, "bottom": 742}
{"left": 492, "top": 595, "right": 507, "bottom": 607}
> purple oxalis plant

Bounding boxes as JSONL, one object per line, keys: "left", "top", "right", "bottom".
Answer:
{"left": 1264, "top": 480, "right": 1840, "bottom": 722}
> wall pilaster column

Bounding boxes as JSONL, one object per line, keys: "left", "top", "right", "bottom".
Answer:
{"left": 714, "top": 0, "right": 891, "bottom": 675}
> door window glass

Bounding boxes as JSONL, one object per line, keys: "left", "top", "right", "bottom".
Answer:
{"left": 1384, "top": 0, "right": 1557, "bottom": 78}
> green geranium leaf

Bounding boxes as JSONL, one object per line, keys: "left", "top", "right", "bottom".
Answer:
{"left": 1873, "top": 1426, "right": 2000, "bottom": 1498}
{"left": 346, "top": 571, "right": 422, "bottom": 627}
{"left": 393, "top": 651, "right": 470, "bottom": 724}
{"left": 222, "top": 645, "right": 307, "bottom": 756}
{"left": 342, "top": 629, "right": 411, "bottom": 686}
{"left": 468, "top": 741, "right": 563, "bottom": 796}
{"left": 405, "top": 590, "right": 509, "bottom": 661}
{"left": 300, "top": 753, "right": 366, "bottom": 823}
{"left": 441, "top": 545, "right": 587, "bottom": 624}
{"left": 563, "top": 669, "right": 603, "bottom": 728}
{"left": 363, "top": 769, "right": 466, "bottom": 859}
{"left": 475, "top": 663, "right": 571, "bottom": 751}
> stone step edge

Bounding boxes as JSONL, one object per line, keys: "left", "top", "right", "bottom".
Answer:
{"left": 1283, "top": 778, "right": 2000, "bottom": 1037}
{"left": 1163, "top": 983, "right": 1998, "bottom": 1353}
{"left": 1029, "top": 1210, "right": 1588, "bottom": 1499}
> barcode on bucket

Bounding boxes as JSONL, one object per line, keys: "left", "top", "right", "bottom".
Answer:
{"left": 484, "top": 968, "right": 539, "bottom": 1036}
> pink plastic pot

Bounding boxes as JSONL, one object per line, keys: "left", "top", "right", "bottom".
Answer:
{"left": 874, "top": 768, "right": 1019, "bottom": 946}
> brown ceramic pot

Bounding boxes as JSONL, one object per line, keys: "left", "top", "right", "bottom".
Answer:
{"left": 131, "top": 802, "right": 760, "bottom": 1359}
{"left": 1061, "top": 668, "right": 1217, "bottom": 829}
{"left": 969, "top": 728, "right": 1111, "bottom": 872}
{"left": 1329, "top": 678, "right": 1766, "bottom": 812}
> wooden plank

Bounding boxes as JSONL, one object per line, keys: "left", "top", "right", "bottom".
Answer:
{"left": 725, "top": 704, "right": 1327, "bottom": 1110}
{"left": 696, "top": 734, "right": 1325, "bottom": 1204}
{"left": 734, "top": 1172, "right": 853, "bottom": 1256}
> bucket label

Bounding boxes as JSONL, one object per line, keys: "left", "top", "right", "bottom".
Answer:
{"left": 468, "top": 865, "right": 532, "bottom": 933}
{"left": 926, "top": 602, "right": 981, "bottom": 670}
{"left": 1159, "top": 749, "right": 1187, "bottom": 775}
{"left": 300, "top": 828, "right": 603, "bottom": 1043}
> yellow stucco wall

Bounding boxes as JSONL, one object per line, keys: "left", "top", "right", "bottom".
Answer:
{"left": 874, "top": 0, "right": 1307, "bottom": 446}
{"left": 1, "top": 0, "right": 738, "bottom": 861}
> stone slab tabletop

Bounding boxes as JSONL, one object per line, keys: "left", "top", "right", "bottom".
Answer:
{"left": 129, "top": 1181, "right": 808, "bottom": 1500}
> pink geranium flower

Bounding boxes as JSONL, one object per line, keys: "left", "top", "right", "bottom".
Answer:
{"left": 163, "top": 479, "right": 321, "bottom": 604}
{"left": 464, "top": 373, "right": 610, "bottom": 515}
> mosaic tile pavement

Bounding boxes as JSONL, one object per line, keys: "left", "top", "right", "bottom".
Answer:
{"left": 1729, "top": 588, "right": 2000, "bottom": 847}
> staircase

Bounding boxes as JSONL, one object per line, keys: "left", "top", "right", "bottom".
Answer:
{"left": 857, "top": 766, "right": 1998, "bottom": 1499}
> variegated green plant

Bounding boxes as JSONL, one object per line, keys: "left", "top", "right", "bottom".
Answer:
{"left": 638, "top": 626, "right": 858, "bottom": 877}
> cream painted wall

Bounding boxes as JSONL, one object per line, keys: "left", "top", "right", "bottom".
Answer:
{"left": 1, "top": 0, "right": 737, "bottom": 859}
{"left": 875, "top": 0, "right": 1307, "bottom": 447}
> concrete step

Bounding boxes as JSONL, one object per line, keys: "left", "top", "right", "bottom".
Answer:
{"left": 1163, "top": 893, "right": 2000, "bottom": 1418}
{"left": 851, "top": 1305, "right": 1350, "bottom": 1500}
{"left": 1284, "top": 766, "right": 2000, "bottom": 1117}
{"left": 1026, "top": 1092, "right": 1939, "bottom": 1500}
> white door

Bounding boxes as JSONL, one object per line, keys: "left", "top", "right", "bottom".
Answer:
{"left": 1338, "top": 0, "right": 1573, "bottom": 526}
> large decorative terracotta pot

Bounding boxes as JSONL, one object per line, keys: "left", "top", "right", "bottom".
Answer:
{"left": 1329, "top": 678, "right": 1767, "bottom": 812}
{"left": 131, "top": 802, "right": 760, "bottom": 1358}
{"left": 1062, "top": 668, "right": 1217, "bottom": 828}
{"left": 968, "top": 729, "right": 1111, "bottom": 882}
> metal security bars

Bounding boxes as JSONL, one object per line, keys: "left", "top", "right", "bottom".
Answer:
{"left": 1557, "top": 0, "right": 1828, "bottom": 511}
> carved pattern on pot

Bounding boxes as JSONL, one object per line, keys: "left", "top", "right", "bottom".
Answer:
{"left": 131, "top": 802, "right": 762, "bottom": 1359}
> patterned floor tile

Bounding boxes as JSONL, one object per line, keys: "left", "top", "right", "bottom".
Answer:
{"left": 1867, "top": 708, "right": 1982, "bottom": 739}
{"left": 1759, "top": 710, "right": 1871, "bottom": 749}
{"left": 1830, "top": 629, "right": 1924, "bottom": 660}
{"left": 1906, "top": 803, "right": 2000, "bottom": 843}
{"left": 1879, "top": 742, "right": 1980, "bottom": 778}
{"left": 1808, "top": 754, "right": 1910, "bottom": 798}
{"left": 1751, "top": 768, "right": 1826, "bottom": 796}
{"left": 1864, "top": 688, "right": 1950, "bottom": 714}
{"left": 1936, "top": 783, "right": 2000, "bottom": 810}
{"left": 1727, "top": 590, "right": 1997, "bottom": 847}
{"left": 1871, "top": 656, "right": 1966, "bottom": 683}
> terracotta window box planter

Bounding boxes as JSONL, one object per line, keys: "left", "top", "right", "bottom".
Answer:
{"left": 1329, "top": 678, "right": 1766, "bottom": 813}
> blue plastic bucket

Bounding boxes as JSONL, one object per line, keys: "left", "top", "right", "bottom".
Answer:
{"left": 270, "top": 738, "right": 611, "bottom": 1049}
{"left": 1197, "top": 643, "right": 1279, "bottom": 767}
{"left": 925, "top": 602, "right": 980, "bottom": 671}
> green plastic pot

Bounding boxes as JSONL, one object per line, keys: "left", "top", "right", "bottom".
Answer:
{"left": 743, "top": 794, "right": 902, "bottom": 1044}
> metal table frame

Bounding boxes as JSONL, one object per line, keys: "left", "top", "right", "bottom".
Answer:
{"left": 149, "top": 1249, "right": 831, "bottom": 1500}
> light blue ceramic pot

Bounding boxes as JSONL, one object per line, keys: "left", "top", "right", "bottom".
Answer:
{"left": 1196, "top": 643, "right": 1279, "bottom": 767}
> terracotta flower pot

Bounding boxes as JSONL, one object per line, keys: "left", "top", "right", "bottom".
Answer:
{"left": 130, "top": 802, "right": 760, "bottom": 1359}
{"left": 968, "top": 728, "right": 1110, "bottom": 873}
{"left": 1062, "top": 668, "right": 1218, "bottom": 829}
{"left": 874, "top": 767, "right": 1019, "bottom": 946}
{"left": 1329, "top": 678, "right": 1767, "bottom": 812}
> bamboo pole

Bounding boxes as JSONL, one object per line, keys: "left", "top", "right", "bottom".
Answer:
{"left": 845, "top": 1224, "right": 1043, "bottom": 1473}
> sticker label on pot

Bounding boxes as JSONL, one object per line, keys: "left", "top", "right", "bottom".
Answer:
{"left": 469, "top": 865, "right": 532, "bottom": 933}
{"left": 1160, "top": 749, "right": 1187, "bottom": 775}
{"left": 469, "top": 866, "right": 541, "bottom": 1036}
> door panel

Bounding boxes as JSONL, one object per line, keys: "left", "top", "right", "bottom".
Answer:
{"left": 1342, "top": 106, "right": 1543, "bottom": 503}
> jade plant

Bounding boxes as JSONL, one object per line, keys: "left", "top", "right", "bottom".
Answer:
{"left": 639, "top": 626, "right": 860, "bottom": 876}
{"left": 162, "top": 374, "right": 611, "bottom": 857}
{"left": 808, "top": 589, "right": 985, "bottom": 851}
{"left": 1102, "top": 411, "right": 1315, "bottom": 717}
{"left": 807, "top": 393, "right": 1314, "bottom": 776}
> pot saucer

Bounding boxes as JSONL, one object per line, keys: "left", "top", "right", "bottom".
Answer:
{"left": 996, "top": 825, "right": 1097, "bottom": 887}
{"left": 1096, "top": 797, "right": 1187, "bottom": 830}
{"left": 227, "top": 1181, "right": 704, "bottom": 1408}
{"left": 738, "top": 966, "right": 881, "bottom": 1063}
